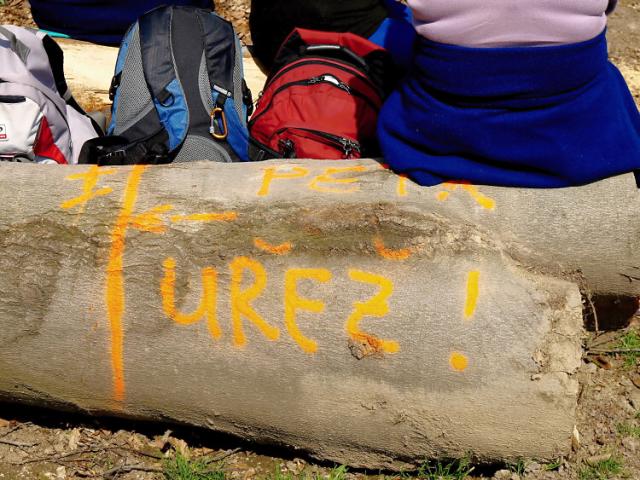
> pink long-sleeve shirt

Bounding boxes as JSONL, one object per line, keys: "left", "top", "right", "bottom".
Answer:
{"left": 408, "top": 0, "right": 617, "bottom": 47}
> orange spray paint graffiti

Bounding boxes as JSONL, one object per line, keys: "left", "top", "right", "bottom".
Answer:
{"left": 105, "top": 165, "right": 147, "bottom": 402}
{"left": 160, "top": 257, "right": 221, "bottom": 339}
{"left": 258, "top": 166, "right": 310, "bottom": 197}
{"left": 373, "top": 236, "right": 412, "bottom": 261}
{"left": 345, "top": 269, "right": 399, "bottom": 355}
{"left": 449, "top": 351, "right": 469, "bottom": 372}
{"left": 130, "top": 205, "right": 174, "bottom": 233}
{"left": 464, "top": 271, "right": 480, "bottom": 320}
{"left": 57, "top": 163, "right": 491, "bottom": 384}
{"left": 171, "top": 212, "right": 238, "bottom": 223}
{"left": 254, "top": 238, "right": 293, "bottom": 255}
{"left": 448, "top": 270, "right": 482, "bottom": 372}
{"left": 308, "top": 166, "right": 367, "bottom": 194}
{"left": 397, "top": 174, "right": 408, "bottom": 197}
{"left": 60, "top": 165, "right": 116, "bottom": 212}
{"left": 229, "top": 256, "right": 280, "bottom": 347}
{"left": 436, "top": 182, "right": 496, "bottom": 210}
{"left": 284, "top": 268, "right": 332, "bottom": 353}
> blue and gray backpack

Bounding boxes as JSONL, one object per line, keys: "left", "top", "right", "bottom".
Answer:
{"left": 81, "top": 5, "right": 252, "bottom": 165}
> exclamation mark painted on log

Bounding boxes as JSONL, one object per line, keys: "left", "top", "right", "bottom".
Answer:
{"left": 450, "top": 270, "right": 480, "bottom": 373}
{"left": 106, "top": 165, "right": 147, "bottom": 403}
{"left": 464, "top": 271, "right": 480, "bottom": 320}
{"left": 449, "top": 352, "right": 469, "bottom": 372}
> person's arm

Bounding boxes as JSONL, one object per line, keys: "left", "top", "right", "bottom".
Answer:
{"left": 606, "top": 0, "right": 618, "bottom": 15}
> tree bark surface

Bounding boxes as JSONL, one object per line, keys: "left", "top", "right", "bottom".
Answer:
{"left": 0, "top": 160, "right": 619, "bottom": 467}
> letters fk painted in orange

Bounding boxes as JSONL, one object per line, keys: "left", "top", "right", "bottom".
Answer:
{"left": 61, "top": 165, "right": 116, "bottom": 211}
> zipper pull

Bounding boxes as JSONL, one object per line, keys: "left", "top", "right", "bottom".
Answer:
{"left": 278, "top": 139, "right": 296, "bottom": 158}
{"left": 337, "top": 81, "right": 352, "bottom": 94}
{"left": 307, "top": 75, "right": 324, "bottom": 85}
{"left": 340, "top": 139, "right": 361, "bottom": 158}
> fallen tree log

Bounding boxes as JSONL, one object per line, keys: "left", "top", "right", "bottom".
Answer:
{"left": 4, "top": 159, "right": 636, "bottom": 467}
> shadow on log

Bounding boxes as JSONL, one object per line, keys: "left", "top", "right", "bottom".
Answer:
{"left": 2, "top": 159, "right": 634, "bottom": 468}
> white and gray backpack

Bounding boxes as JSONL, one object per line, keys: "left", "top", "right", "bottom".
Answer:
{"left": 0, "top": 25, "right": 101, "bottom": 164}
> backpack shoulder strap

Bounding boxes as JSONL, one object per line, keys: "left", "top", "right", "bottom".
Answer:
{"left": 39, "top": 36, "right": 79, "bottom": 109}
{"left": 195, "top": 10, "right": 236, "bottom": 101}
{"left": 0, "top": 27, "right": 70, "bottom": 119}
{"left": 0, "top": 26, "right": 103, "bottom": 135}
{"left": 0, "top": 26, "right": 30, "bottom": 64}
{"left": 196, "top": 10, "right": 250, "bottom": 161}
{"left": 137, "top": 6, "right": 188, "bottom": 151}
{"left": 38, "top": 34, "right": 103, "bottom": 134}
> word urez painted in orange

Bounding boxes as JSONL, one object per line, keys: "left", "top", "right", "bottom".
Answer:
{"left": 157, "top": 257, "right": 401, "bottom": 356}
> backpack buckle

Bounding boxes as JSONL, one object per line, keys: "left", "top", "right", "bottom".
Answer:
{"left": 109, "top": 73, "right": 122, "bottom": 102}
{"left": 101, "top": 149, "right": 127, "bottom": 162}
{"left": 209, "top": 107, "right": 228, "bottom": 140}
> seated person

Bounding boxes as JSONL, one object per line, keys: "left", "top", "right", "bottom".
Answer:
{"left": 378, "top": 0, "right": 640, "bottom": 187}
{"left": 250, "top": 0, "right": 416, "bottom": 74}
{"left": 29, "top": 0, "right": 213, "bottom": 45}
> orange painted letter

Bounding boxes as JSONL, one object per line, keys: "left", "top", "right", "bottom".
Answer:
{"left": 346, "top": 269, "right": 399, "bottom": 354}
{"left": 230, "top": 257, "right": 280, "bottom": 346}
{"left": 258, "top": 166, "right": 309, "bottom": 197}
{"left": 308, "top": 166, "right": 367, "bottom": 194}
{"left": 160, "top": 257, "right": 221, "bottom": 339}
{"left": 284, "top": 268, "right": 332, "bottom": 353}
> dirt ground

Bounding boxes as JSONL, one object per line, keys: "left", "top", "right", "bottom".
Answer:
{"left": 0, "top": 1, "right": 640, "bottom": 479}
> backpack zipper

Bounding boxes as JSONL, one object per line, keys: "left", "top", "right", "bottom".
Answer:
{"left": 0, "top": 82, "right": 71, "bottom": 136}
{"left": 250, "top": 74, "right": 379, "bottom": 127}
{"left": 266, "top": 58, "right": 378, "bottom": 94}
{"left": 276, "top": 127, "right": 362, "bottom": 158}
{"left": 0, "top": 95, "right": 26, "bottom": 103}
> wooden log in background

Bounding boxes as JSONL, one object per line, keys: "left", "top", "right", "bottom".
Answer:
{"left": 57, "top": 39, "right": 267, "bottom": 111}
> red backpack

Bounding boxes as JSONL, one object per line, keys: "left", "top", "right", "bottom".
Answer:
{"left": 248, "top": 29, "right": 393, "bottom": 161}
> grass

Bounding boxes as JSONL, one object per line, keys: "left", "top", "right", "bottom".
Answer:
{"left": 507, "top": 458, "right": 527, "bottom": 476}
{"left": 163, "top": 452, "right": 226, "bottom": 480}
{"left": 578, "top": 456, "right": 625, "bottom": 480}
{"left": 269, "top": 466, "right": 296, "bottom": 480}
{"left": 544, "top": 459, "right": 563, "bottom": 472}
{"left": 411, "top": 458, "right": 474, "bottom": 480}
{"left": 617, "top": 422, "right": 640, "bottom": 438}
{"left": 269, "top": 460, "right": 473, "bottom": 480}
{"left": 325, "top": 465, "right": 349, "bottom": 480}
{"left": 269, "top": 464, "right": 348, "bottom": 480}
{"left": 617, "top": 329, "right": 640, "bottom": 368}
